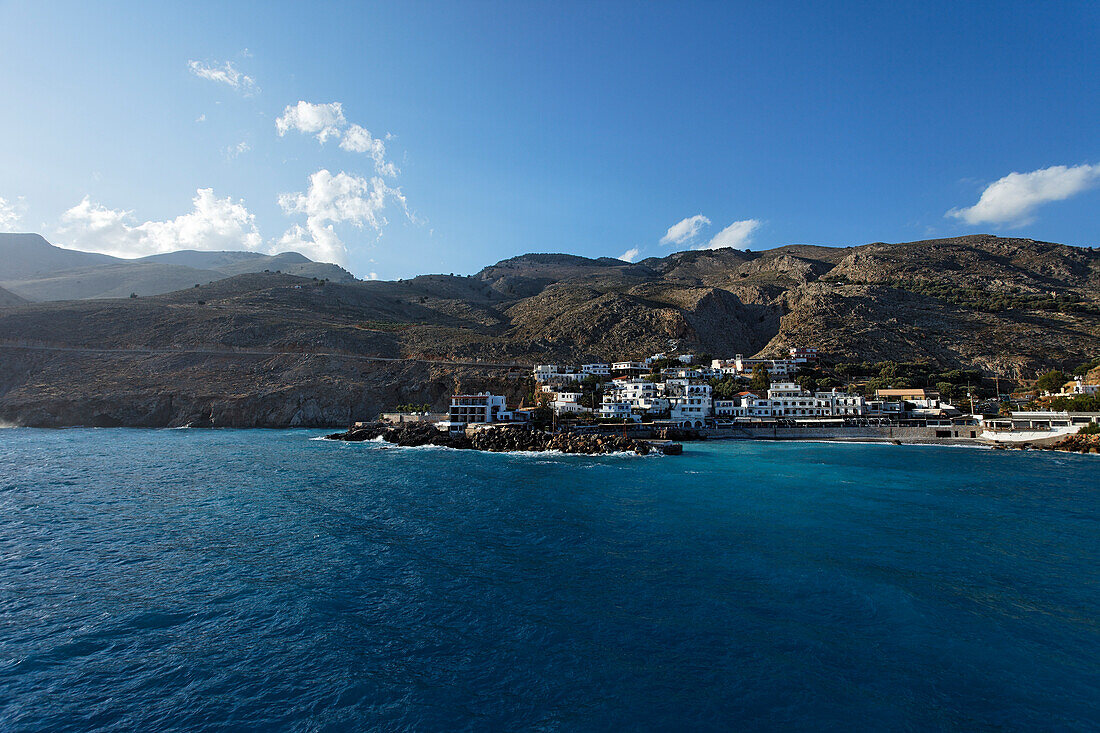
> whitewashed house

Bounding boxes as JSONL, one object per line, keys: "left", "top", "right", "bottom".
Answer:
{"left": 598, "top": 399, "right": 638, "bottom": 421}
{"left": 581, "top": 363, "right": 611, "bottom": 377}
{"left": 668, "top": 380, "right": 713, "bottom": 426}
{"left": 612, "top": 361, "right": 648, "bottom": 376}
{"left": 533, "top": 364, "right": 583, "bottom": 382}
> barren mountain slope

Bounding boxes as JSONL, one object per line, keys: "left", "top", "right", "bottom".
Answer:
{"left": 0, "top": 235, "right": 1096, "bottom": 427}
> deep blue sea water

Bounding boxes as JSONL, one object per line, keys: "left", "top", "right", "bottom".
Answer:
{"left": 0, "top": 429, "right": 1097, "bottom": 731}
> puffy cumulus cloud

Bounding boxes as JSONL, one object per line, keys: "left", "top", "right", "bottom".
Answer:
{"left": 276, "top": 101, "right": 398, "bottom": 176}
{"left": 276, "top": 101, "right": 347, "bottom": 144}
{"left": 59, "top": 189, "right": 263, "bottom": 258}
{"left": 660, "top": 215, "right": 710, "bottom": 245}
{"left": 618, "top": 247, "right": 641, "bottom": 263}
{"left": 701, "top": 219, "right": 761, "bottom": 250}
{"left": 277, "top": 169, "right": 408, "bottom": 266}
{"left": 188, "top": 60, "right": 259, "bottom": 95}
{"left": 340, "top": 124, "right": 398, "bottom": 176}
{"left": 947, "top": 164, "right": 1100, "bottom": 226}
{"left": 0, "top": 196, "right": 27, "bottom": 230}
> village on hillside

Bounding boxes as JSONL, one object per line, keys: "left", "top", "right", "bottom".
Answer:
{"left": 378, "top": 347, "right": 1100, "bottom": 448}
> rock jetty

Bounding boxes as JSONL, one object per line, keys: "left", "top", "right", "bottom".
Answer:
{"left": 326, "top": 422, "right": 665, "bottom": 455}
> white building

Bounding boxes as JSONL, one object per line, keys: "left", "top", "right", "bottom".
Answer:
{"left": 605, "top": 377, "right": 669, "bottom": 414}
{"left": 714, "top": 384, "right": 868, "bottom": 419}
{"left": 677, "top": 353, "right": 695, "bottom": 364}
{"left": 581, "top": 363, "right": 611, "bottom": 377}
{"left": 711, "top": 355, "right": 799, "bottom": 377}
{"left": 667, "top": 380, "right": 712, "bottom": 426}
{"left": 611, "top": 361, "right": 648, "bottom": 376}
{"left": 443, "top": 393, "right": 515, "bottom": 430}
{"left": 551, "top": 401, "right": 592, "bottom": 416}
{"left": 1059, "top": 378, "right": 1099, "bottom": 396}
{"left": 533, "top": 364, "right": 583, "bottom": 382}
{"left": 714, "top": 392, "right": 758, "bottom": 417}
{"left": 814, "top": 389, "right": 868, "bottom": 416}
{"left": 548, "top": 390, "right": 582, "bottom": 404}
{"left": 644, "top": 352, "right": 666, "bottom": 365}
{"left": 598, "top": 401, "right": 638, "bottom": 421}
{"left": 662, "top": 367, "right": 705, "bottom": 380}
{"left": 788, "top": 347, "right": 820, "bottom": 363}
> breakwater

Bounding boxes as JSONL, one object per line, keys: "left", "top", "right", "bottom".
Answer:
{"left": 327, "top": 421, "right": 676, "bottom": 455}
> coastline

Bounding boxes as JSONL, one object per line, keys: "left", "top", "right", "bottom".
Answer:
{"left": 4, "top": 420, "right": 1095, "bottom": 454}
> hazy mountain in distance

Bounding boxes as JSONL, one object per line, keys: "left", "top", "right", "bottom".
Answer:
{"left": 137, "top": 250, "right": 280, "bottom": 269}
{"left": 0, "top": 233, "right": 118, "bottom": 279}
{"left": 0, "top": 234, "right": 355, "bottom": 301}
{"left": 0, "top": 285, "right": 27, "bottom": 307}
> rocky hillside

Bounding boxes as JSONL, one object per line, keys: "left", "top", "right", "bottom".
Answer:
{"left": 0, "top": 234, "right": 1096, "bottom": 427}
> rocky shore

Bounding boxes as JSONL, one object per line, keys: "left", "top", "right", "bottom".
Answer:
{"left": 1047, "top": 432, "right": 1100, "bottom": 454}
{"left": 325, "top": 421, "right": 664, "bottom": 455}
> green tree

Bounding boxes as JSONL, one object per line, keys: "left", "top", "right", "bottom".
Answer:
{"left": 750, "top": 364, "right": 770, "bottom": 391}
{"left": 1036, "top": 370, "right": 1069, "bottom": 394}
{"left": 709, "top": 376, "right": 741, "bottom": 400}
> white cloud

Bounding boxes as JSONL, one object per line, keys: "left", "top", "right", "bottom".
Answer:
{"left": 618, "top": 247, "right": 640, "bottom": 263}
{"left": 276, "top": 101, "right": 347, "bottom": 144}
{"left": 948, "top": 163, "right": 1100, "bottom": 226}
{"left": 224, "top": 140, "right": 251, "bottom": 159}
{"left": 276, "top": 101, "right": 398, "bottom": 176}
{"left": 368, "top": 272, "right": 379, "bottom": 280}
{"left": 58, "top": 189, "right": 263, "bottom": 258}
{"left": 701, "top": 219, "right": 761, "bottom": 250}
{"left": 340, "top": 124, "right": 398, "bottom": 176}
{"left": 195, "top": 113, "right": 206, "bottom": 123}
{"left": 277, "top": 169, "right": 407, "bottom": 266}
{"left": 188, "top": 60, "right": 259, "bottom": 95}
{"left": 660, "top": 215, "right": 710, "bottom": 245}
{"left": 0, "top": 196, "right": 26, "bottom": 231}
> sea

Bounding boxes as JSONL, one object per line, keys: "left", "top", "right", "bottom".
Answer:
{"left": 0, "top": 428, "right": 1097, "bottom": 731}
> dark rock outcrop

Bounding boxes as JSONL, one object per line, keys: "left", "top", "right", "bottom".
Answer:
{"left": 327, "top": 423, "right": 654, "bottom": 455}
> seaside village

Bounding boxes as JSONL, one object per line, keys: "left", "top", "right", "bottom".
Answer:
{"left": 437, "top": 348, "right": 957, "bottom": 430}
{"left": 391, "top": 346, "right": 1100, "bottom": 449}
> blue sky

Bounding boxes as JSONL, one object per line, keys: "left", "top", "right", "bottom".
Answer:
{"left": 1, "top": 1, "right": 1098, "bottom": 279}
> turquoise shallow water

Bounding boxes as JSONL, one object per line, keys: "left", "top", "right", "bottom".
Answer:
{"left": 0, "top": 429, "right": 1097, "bottom": 731}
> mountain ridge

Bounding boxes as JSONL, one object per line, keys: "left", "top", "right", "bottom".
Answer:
{"left": 0, "top": 234, "right": 355, "bottom": 301}
{"left": 0, "top": 234, "right": 1096, "bottom": 427}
